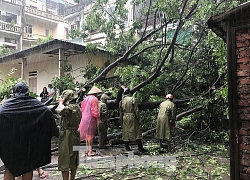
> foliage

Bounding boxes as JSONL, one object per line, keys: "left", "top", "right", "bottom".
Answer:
{"left": 0, "top": 69, "right": 25, "bottom": 102}
{"left": 51, "top": 61, "right": 78, "bottom": 94}
{"left": 36, "top": 35, "right": 54, "bottom": 45}
{"left": 80, "top": 64, "right": 103, "bottom": 83}
{"left": 68, "top": 29, "right": 88, "bottom": 40}
{"left": 0, "top": 45, "right": 15, "bottom": 57}
{"left": 65, "top": 0, "right": 250, "bottom": 132}
{"left": 85, "top": 43, "right": 99, "bottom": 54}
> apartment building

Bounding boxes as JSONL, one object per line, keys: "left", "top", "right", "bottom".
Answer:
{"left": 64, "top": 0, "right": 135, "bottom": 45}
{"left": 0, "top": 0, "right": 23, "bottom": 50}
{"left": 22, "top": 0, "right": 69, "bottom": 49}
{"left": 0, "top": 0, "right": 72, "bottom": 51}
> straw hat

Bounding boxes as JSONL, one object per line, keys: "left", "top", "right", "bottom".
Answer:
{"left": 87, "top": 86, "right": 102, "bottom": 95}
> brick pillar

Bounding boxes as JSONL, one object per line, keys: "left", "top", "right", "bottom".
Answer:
{"left": 236, "top": 28, "right": 250, "bottom": 180}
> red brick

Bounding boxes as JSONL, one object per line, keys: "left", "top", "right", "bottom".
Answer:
{"left": 238, "top": 85, "right": 250, "bottom": 94}
{"left": 240, "top": 121, "right": 250, "bottom": 129}
{"left": 238, "top": 57, "right": 250, "bottom": 63}
{"left": 241, "top": 173, "right": 250, "bottom": 180}
{"left": 239, "top": 78, "right": 250, "bottom": 85}
{"left": 238, "top": 71, "right": 250, "bottom": 77}
{"left": 241, "top": 157, "right": 250, "bottom": 166}
{"left": 238, "top": 100, "right": 250, "bottom": 107}
{"left": 236, "top": 35, "right": 247, "bottom": 41}
{"left": 239, "top": 94, "right": 250, "bottom": 99}
{"left": 240, "top": 144, "right": 250, "bottom": 151}
{"left": 245, "top": 34, "right": 250, "bottom": 40}
{"left": 239, "top": 64, "right": 250, "bottom": 71}
{"left": 239, "top": 107, "right": 250, "bottom": 114}
{"left": 239, "top": 113, "right": 250, "bottom": 120}
{"left": 240, "top": 129, "right": 249, "bottom": 135}
{"left": 237, "top": 42, "right": 247, "bottom": 48}
{"left": 243, "top": 153, "right": 250, "bottom": 160}
{"left": 241, "top": 136, "right": 250, "bottom": 145}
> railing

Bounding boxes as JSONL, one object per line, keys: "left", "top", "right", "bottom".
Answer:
{"left": 0, "top": 22, "right": 22, "bottom": 33}
{"left": 65, "top": 2, "right": 85, "bottom": 16}
{"left": 25, "top": 6, "right": 65, "bottom": 22}
{"left": 23, "top": 33, "right": 47, "bottom": 39}
{"left": 1, "top": 0, "right": 22, "bottom": 6}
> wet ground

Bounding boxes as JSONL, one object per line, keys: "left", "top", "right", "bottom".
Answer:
{"left": 0, "top": 137, "right": 176, "bottom": 179}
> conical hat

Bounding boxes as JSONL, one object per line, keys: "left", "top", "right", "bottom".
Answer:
{"left": 87, "top": 86, "right": 102, "bottom": 95}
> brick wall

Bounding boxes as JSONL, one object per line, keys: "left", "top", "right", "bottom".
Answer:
{"left": 236, "top": 28, "right": 250, "bottom": 180}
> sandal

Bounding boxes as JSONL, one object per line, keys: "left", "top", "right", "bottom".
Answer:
{"left": 87, "top": 152, "right": 96, "bottom": 156}
{"left": 39, "top": 171, "right": 47, "bottom": 179}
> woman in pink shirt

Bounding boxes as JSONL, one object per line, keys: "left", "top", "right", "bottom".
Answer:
{"left": 78, "top": 86, "right": 102, "bottom": 156}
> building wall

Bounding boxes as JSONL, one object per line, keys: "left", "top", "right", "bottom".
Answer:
{"left": 24, "top": 16, "right": 67, "bottom": 39}
{"left": 0, "top": 49, "right": 118, "bottom": 96}
{"left": 25, "top": 55, "right": 58, "bottom": 95}
{"left": 0, "top": 64, "right": 21, "bottom": 79}
{"left": 235, "top": 28, "right": 250, "bottom": 180}
{"left": 54, "top": 22, "right": 68, "bottom": 39}
{"left": 25, "top": 0, "right": 46, "bottom": 11}
{"left": 68, "top": 51, "right": 117, "bottom": 83}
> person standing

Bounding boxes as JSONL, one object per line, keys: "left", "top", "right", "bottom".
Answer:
{"left": 47, "top": 84, "right": 55, "bottom": 97}
{"left": 98, "top": 93, "right": 110, "bottom": 149}
{"left": 40, "top": 87, "right": 49, "bottom": 103}
{"left": 78, "top": 86, "right": 102, "bottom": 156}
{"left": 119, "top": 87, "right": 145, "bottom": 152}
{"left": 55, "top": 90, "right": 82, "bottom": 180}
{"left": 0, "top": 82, "right": 59, "bottom": 180}
{"left": 155, "top": 94, "right": 176, "bottom": 149}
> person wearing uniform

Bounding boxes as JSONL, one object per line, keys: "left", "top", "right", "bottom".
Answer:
{"left": 119, "top": 87, "right": 145, "bottom": 152}
{"left": 98, "top": 93, "right": 110, "bottom": 149}
{"left": 155, "top": 94, "right": 176, "bottom": 148}
{"left": 55, "top": 90, "right": 82, "bottom": 180}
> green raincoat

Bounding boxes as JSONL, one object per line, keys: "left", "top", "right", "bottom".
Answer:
{"left": 56, "top": 90, "right": 82, "bottom": 171}
{"left": 119, "top": 94, "right": 142, "bottom": 141}
{"left": 98, "top": 100, "right": 109, "bottom": 148}
{"left": 155, "top": 99, "right": 176, "bottom": 141}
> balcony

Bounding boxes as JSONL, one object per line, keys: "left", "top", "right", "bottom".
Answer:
{"left": 1, "top": 0, "right": 22, "bottom": 6}
{"left": 0, "top": 22, "right": 22, "bottom": 34}
{"left": 23, "top": 33, "right": 47, "bottom": 40}
{"left": 25, "top": 6, "right": 65, "bottom": 22}
{"left": 65, "top": 1, "right": 85, "bottom": 16}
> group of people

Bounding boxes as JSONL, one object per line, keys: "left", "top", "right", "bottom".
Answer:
{"left": 0, "top": 82, "right": 176, "bottom": 180}
{"left": 39, "top": 84, "right": 55, "bottom": 103}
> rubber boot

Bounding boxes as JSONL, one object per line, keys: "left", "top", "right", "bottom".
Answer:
{"left": 124, "top": 141, "right": 131, "bottom": 151}
{"left": 166, "top": 140, "right": 171, "bottom": 151}
{"left": 159, "top": 139, "right": 163, "bottom": 148}
{"left": 136, "top": 139, "right": 145, "bottom": 152}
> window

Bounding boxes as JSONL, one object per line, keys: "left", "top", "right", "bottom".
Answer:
{"left": 45, "top": 29, "right": 50, "bottom": 37}
{"left": 6, "top": 13, "right": 17, "bottom": 24}
{"left": 4, "top": 37, "right": 17, "bottom": 44}
{"left": 29, "top": 71, "right": 37, "bottom": 93}
{"left": 25, "top": 24, "right": 33, "bottom": 34}
{"left": 71, "top": 24, "right": 77, "bottom": 30}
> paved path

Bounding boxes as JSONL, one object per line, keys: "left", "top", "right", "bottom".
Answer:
{"left": 0, "top": 138, "right": 176, "bottom": 179}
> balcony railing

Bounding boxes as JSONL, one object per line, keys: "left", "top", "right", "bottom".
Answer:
{"left": 65, "top": 2, "right": 85, "bottom": 16}
{"left": 1, "top": 0, "right": 22, "bottom": 6}
{"left": 23, "top": 33, "right": 47, "bottom": 39}
{"left": 0, "top": 22, "right": 22, "bottom": 33}
{"left": 25, "top": 6, "right": 65, "bottom": 22}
